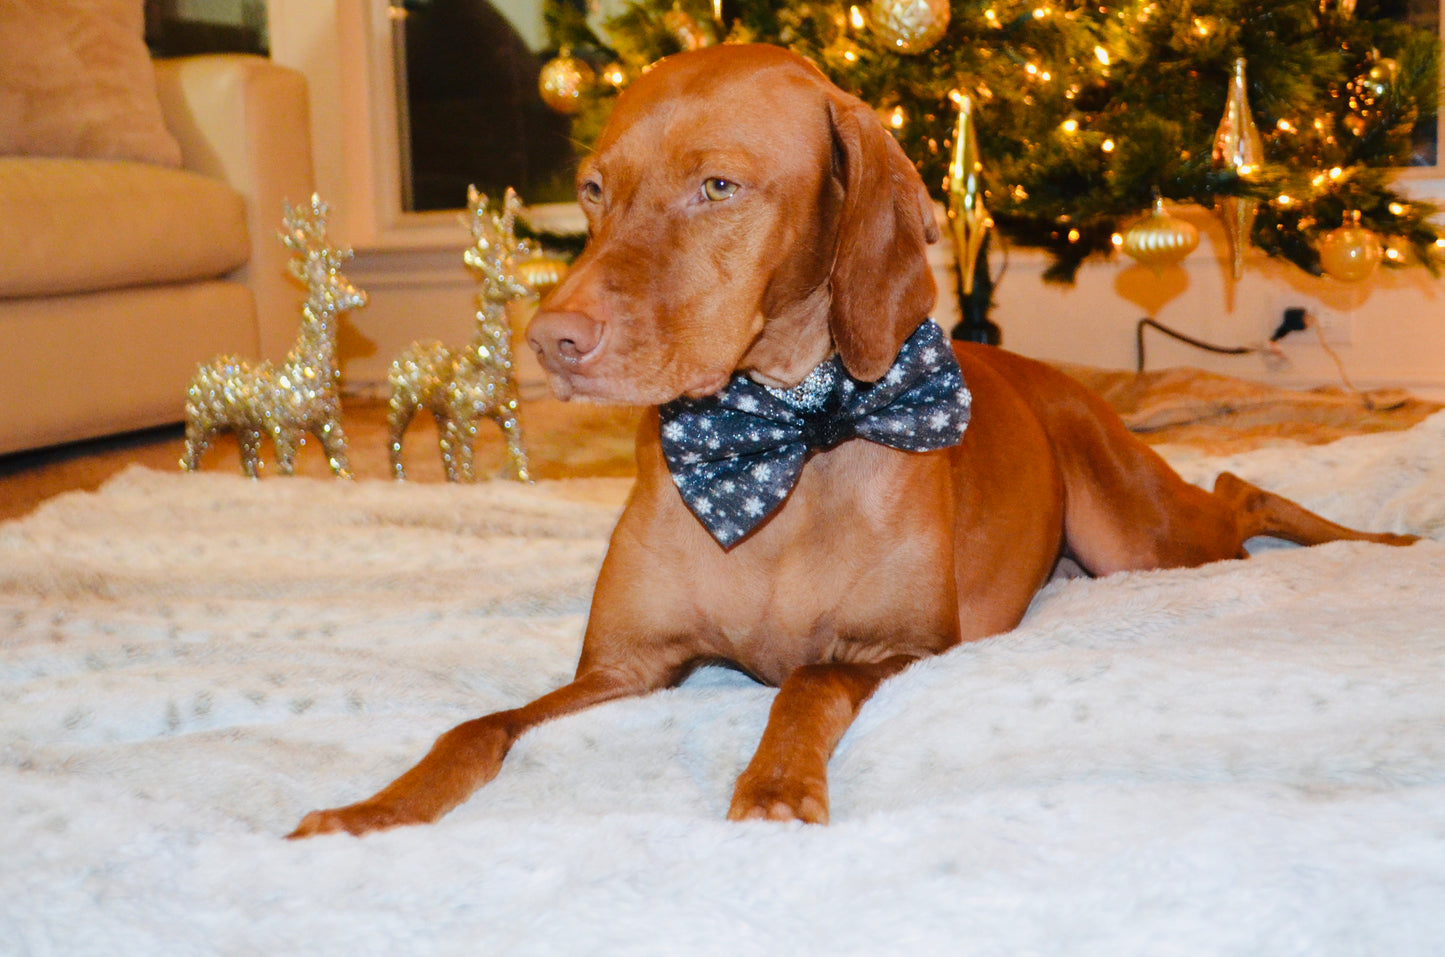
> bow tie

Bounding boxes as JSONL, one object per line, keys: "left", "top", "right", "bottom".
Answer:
{"left": 658, "top": 319, "right": 971, "bottom": 547}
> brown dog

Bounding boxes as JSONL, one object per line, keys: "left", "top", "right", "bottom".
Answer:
{"left": 290, "top": 44, "right": 1413, "bottom": 837}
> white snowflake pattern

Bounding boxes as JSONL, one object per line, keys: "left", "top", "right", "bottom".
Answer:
{"left": 695, "top": 497, "right": 713, "bottom": 514}
{"left": 752, "top": 463, "right": 773, "bottom": 480}
{"left": 743, "top": 497, "right": 765, "bottom": 516}
{"left": 661, "top": 420, "right": 685, "bottom": 441}
{"left": 736, "top": 396, "right": 759, "bottom": 413}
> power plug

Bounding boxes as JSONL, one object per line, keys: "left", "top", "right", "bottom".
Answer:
{"left": 1271, "top": 307, "right": 1309, "bottom": 341}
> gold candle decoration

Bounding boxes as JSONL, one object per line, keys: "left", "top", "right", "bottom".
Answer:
{"left": 387, "top": 187, "right": 536, "bottom": 482}
{"left": 1121, "top": 196, "right": 1200, "bottom": 274}
{"left": 1212, "top": 57, "right": 1265, "bottom": 280}
{"left": 1317, "top": 209, "right": 1383, "bottom": 282}
{"left": 947, "top": 93, "right": 991, "bottom": 297}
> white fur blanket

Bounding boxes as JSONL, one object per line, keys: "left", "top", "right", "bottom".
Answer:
{"left": 5, "top": 413, "right": 1445, "bottom": 956}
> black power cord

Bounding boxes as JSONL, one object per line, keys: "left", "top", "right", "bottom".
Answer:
{"left": 1134, "top": 317, "right": 1256, "bottom": 373}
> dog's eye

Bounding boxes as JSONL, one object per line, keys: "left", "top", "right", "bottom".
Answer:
{"left": 702, "top": 178, "right": 739, "bottom": 202}
{"left": 580, "top": 180, "right": 603, "bottom": 204}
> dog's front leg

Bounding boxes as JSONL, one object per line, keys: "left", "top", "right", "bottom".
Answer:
{"left": 288, "top": 666, "right": 658, "bottom": 838}
{"left": 728, "top": 655, "right": 917, "bottom": 824}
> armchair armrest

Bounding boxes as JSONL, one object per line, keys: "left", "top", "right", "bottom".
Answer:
{"left": 153, "top": 55, "right": 315, "bottom": 363}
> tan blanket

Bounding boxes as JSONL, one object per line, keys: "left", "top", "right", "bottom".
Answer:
{"left": 1056, "top": 364, "right": 1442, "bottom": 454}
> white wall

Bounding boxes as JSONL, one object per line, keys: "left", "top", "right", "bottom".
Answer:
{"left": 992, "top": 209, "right": 1445, "bottom": 398}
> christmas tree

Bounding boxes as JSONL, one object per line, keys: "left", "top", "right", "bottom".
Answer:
{"left": 544, "top": 0, "right": 1442, "bottom": 284}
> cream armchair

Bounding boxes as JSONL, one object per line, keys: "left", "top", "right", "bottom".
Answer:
{"left": 0, "top": 55, "right": 314, "bottom": 455}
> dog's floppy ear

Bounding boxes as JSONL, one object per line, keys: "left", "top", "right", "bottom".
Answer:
{"left": 826, "top": 92, "right": 941, "bottom": 382}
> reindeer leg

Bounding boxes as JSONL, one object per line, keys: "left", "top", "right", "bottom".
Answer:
{"left": 452, "top": 419, "right": 478, "bottom": 484}
{"left": 496, "top": 409, "right": 530, "bottom": 483}
{"left": 237, "top": 429, "right": 263, "bottom": 478}
{"left": 387, "top": 399, "right": 415, "bottom": 481}
{"left": 272, "top": 427, "right": 300, "bottom": 476}
{"left": 436, "top": 414, "right": 462, "bottom": 483}
{"left": 181, "top": 421, "right": 211, "bottom": 472}
{"left": 317, "top": 418, "right": 352, "bottom": 479}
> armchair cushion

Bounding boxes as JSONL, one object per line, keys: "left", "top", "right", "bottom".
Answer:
{"left": 0, "top": 0, "right": 182, "bottom": 167}
{"left": 0, "top": 157, "right": 248, "bottom": 299}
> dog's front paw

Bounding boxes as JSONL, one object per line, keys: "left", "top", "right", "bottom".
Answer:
{"left": 286, "top": 800, "right": 422, "bottom": 839}
{"left": 727, "top": 772, "right": 830, "bottom": 825}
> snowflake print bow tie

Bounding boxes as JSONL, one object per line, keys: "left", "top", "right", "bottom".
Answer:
{"left": 658, "top": 319, "right": 972, "bottom": 547}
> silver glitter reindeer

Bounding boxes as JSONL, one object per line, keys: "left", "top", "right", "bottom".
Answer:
{"left": 181, "top": 194, "right": 365, "bottom": 478}
{"left": 388, "top": 186, "right": 534, "bottom": 482}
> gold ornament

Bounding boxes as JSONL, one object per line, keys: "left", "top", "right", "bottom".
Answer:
{"left": 1362, "top": 57, "right": 1397, "bottom": 97}
{"left": 1212, "top": 57, "right": 1265, "bottom": 281}
{"left": 539, "top": 51, "right": 594, "bottom": 115}
{"left": 182, "top": 194, "right": 362, "bottom": 478}
{"left": 869, "top": 0, "right": 950, "bottom": 55}
{"left": 947, "top": 93, "right": 991, "bottom": 297}
{"left": 517, "top": 253, "right": 570, "bottom": 295}
{"left": 388, "top": 187, "right": 535, "bottom": 483}
{"left": 1317, "top": 209, "right": 1383, "bottom": 282}
{"left": 1121, "top": 196, "right": 1200, "bottom": 274}
{"left": 663, "top": 6, "right": 715, "bottom": 51}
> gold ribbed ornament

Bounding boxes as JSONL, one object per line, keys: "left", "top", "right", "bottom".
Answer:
{"left": 1211, "top": 58, "right": 1265, "bottom": 281}
{"left": 947, "top": 94, "right": 990, "bottom": 296}
{"left": 1121, "top": 197, "right": 1200, "bottom": 273}
{"left": 1317, "top": 210, "right": 1383, "bottom": 282}
{"left": 539, "top": 51, "right": 594, "bottom": 115}
{"left": 869, "top": 0, "right": 950, "bottom": 54}
{"left": 517, "top": 253, "right": 570, "bottom": 295}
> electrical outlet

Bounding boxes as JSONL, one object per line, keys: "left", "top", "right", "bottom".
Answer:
{"left": 1310, "top": 309, "right": 1353, "bottom": 346}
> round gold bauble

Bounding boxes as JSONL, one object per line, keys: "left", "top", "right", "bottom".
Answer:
{"left": 539, "top": 53, "right": 595, "bottom": 115}
{"left": 869, "top": 0, "right": 950, "bottom": 54}
{"left": 1120, "top": 197, "right": 1200, "bottom": 273}
{"left": 1364, "top": 57, "right": 1398, "bottom": 97}
{"left": 1317, "top": 210, "right": 1383, "bottom": 282}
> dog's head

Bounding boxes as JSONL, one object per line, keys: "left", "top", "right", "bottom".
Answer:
{"left": 526, "top": 44, "right": 939, "bottom": 404}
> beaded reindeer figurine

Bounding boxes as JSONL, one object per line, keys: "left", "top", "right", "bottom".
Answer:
{"left": 182, "top": 194, "right": 365, "bottom": 478}
{"left": 388, "top": 186, "right": 534, "bottom": 483}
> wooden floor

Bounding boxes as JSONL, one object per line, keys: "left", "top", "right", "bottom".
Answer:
{"left": 0, "top": 399, "right": 642, "bottom": 523}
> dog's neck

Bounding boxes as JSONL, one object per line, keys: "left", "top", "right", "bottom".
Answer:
{"left": 737, "top": 285, "right": 833, "bottom": 389}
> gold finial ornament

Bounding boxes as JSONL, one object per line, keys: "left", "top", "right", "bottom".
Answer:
{"left": 387, "top": 187, "right": 535, "bottom": 483}
{"left": 182, "top": 194, "right": 363, "bottom": 478}
{"left": 1212, "top": 58, "right": 1266, "bottom": 281}
{"left": 947, "top": 93, "right": 991, "bottom": 297}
